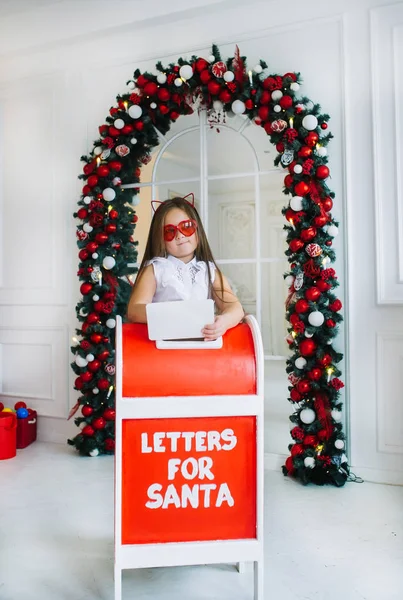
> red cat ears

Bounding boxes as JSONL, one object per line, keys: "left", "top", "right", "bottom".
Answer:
{"left": 151, "top": 193, "right": 195, "bottom": 213}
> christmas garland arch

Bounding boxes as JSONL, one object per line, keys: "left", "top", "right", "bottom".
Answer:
{"left": 70, "top": 44, "right": 348, "bottom": 487}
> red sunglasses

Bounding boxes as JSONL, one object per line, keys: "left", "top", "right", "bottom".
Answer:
{"left": 163, "top": 219, "right": 198, "bottom": 242}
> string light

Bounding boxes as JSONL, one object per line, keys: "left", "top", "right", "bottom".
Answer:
{"left": 326, "top": 367, "right": 334, "bottom": 382}
{"left": 289, "top": 218, "right": 295, "bottom": 231}
{"left": 289, "top": 117, "right": 294, "bottom": 129}
{"left": 107, "top": 385, "right": 114, "bottom": 399}
{"left": 96, "top": 157, "right": 101, "bottom": 167}
{"left": 123, "top": 101, "right": 128, "bottom": 110}
{"left": 248, "top": 70, "right": 253, "bottom": 86}
{"left": 316, "top": 444, "right": 324, "bottom": 455}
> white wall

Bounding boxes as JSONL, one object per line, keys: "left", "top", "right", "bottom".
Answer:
{"left": 0, "top": 0, "right": 402, "bottom": 483}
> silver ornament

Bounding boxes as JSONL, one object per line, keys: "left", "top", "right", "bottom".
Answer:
{"left": 281, "top": 149, "right": 294, "bottom": 166}
{"left": 294, "top": 272, "right": 304, "bottom": 291}
{"left": 91, "top": 266, "right": 102, "bottom": 283}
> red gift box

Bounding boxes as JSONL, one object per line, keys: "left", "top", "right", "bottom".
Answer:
{"left": 16, "top": 410, "right": 37, "bottom": 449}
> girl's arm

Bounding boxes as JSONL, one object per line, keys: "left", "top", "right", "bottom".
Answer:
{"left": 126, "top": 265, "right": 157, "bottom": 323}
{"left": 202, "top": 273, "right": 244, "bottom": 341}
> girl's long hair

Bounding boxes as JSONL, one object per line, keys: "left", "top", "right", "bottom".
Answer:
{"left": 133, "top": 196, "right": 226, "bottom": 301}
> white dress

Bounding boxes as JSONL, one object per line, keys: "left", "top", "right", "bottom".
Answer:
{"left": 147, "top": 254, "right": 216, "bottom": 302}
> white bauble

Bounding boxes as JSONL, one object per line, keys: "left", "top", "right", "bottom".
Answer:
{"left": 327, "top": 225, "right": 339, "bottom": 237}
{"left": 179, "top": 64, "right": 193, "bottom": 80}
{"left": 293, "top": 164, "right": 303, "bottom": 174}
{"left": 308, "top": 311, "right": 325, "bottom": 327}
{"left": 89, "top": 449, "right": 99, "bottom": 457}
{"left": 271, "top": 90, "right": 283, "bottom": 101}
{"left": 130, "top": 137, "right": 138, "bottom": 145}
{"left": 93, "top": 146, "right": 103, "bottom": 156}
{"left": 85, "top": 354, "right": 95, "bottom": 362}
{"left": 223, "top": 71, "right": 235, "bottom": 82}
{"left": 83, "top": 196, "right": 92, "bottom": 205}
{"left": 302, "top": 114, "right": 318, "bottom": 131}
{"left": 300, "top": 408, "right": 316, "bottom": 424}
{"left": 290, "top": 196, "right": 303, "bottom": 211}
{"left": 304, "top": 456, "right": 315, "bottom": 469}
{"left": 102, "top": 188, "right": 116, "bottom": 202}
{"left": 128, "top": 104, "right": 142, "bottom": 119}
{"left": 208, "top": 55, "right": 215, "bottom": 62}
{"left": 174, "top": 77, "right": 183, "bottom": 87}
{"left": 231, "top": 100, "right": 246, "bottom": 114}
{"left": 79, "top": 308, "right": 87, "bottom": 317}
{"left": 335, "top": 439, "right": 345, "bottom": 450}
{"left": 92, "top": 294, "right": 99, "bottom": 301}
{"left": 103, "top": 256, "right": 116, "bottom": 270}
{"left": 305, "top": 331, "right": 314, "bottom": 338}
{"left": 75, "top": 355, "right": 88, "bottom": 368}
{"left": 331, "top": 409, "right": 342, "bottom": 422}
{"left": 106, "top": 318, "right": 116, "bottom": 329}
{"left": 83, "top": 223, "right": 93, "bottom": 233}
{"left": 295, "top": 357, "right": 307, "bottom": 370}
{"left": 290, "top": 82, "right": 300, "bottom": 91}
{"left": 127, "top": 81, "right": 135, "bottom": 90}
{"left": 132, "top": 195, "right": 140, "bottom": 206}
{"left": 273, "top": 105, "right": 282, "bottom": 113}
{"left": 92, "top": 253, "right": 98, "bottom": 259}
{"left": 316, "top": 146, "right": 327, "bottom": 157}
{"left": 213, "top": 100, "right": 224, "bottom": 112}
{"left": 114, "top": 118, "right": 125, "bottom": 129}
{"left": 285, "top": 275, "right": 295, "bottom": 286}
{"left": 157, "top": 73, "right": 167, "bottom": 84}
{"left": 150, "top": 102, "right": 157, "bottom": 109}
{"left": 254, "top": 64, "right": 263, "bottom": 74}
{"left": 92, "top": 387, "right": 99, "bottom": 394}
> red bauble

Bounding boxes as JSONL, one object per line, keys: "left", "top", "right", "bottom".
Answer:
{"left": 258, "top": 106, "right": 269, "bottom": 121}
{"left": 105, "top": 223, "right": 117, "bottom": 234}
{"left": 81, "top": 323, "right": 89, "bottom": 333}
{"left": 200, "top": 69, "right": 211, "bottom": 84}
{"left": 284, "top": 174, "right": 294, "bottom": 188}
{"left": 298, "top": 146, "right": 312, "bottom": 158}
{"left": 75, "top": 376, "right": 84, "bottom": 389}
{"left": 105, "top": 438, "right": 115, "bottom": 451}
{"left": 284, "top": 72, "right": 297, "bottom": 82}
{"left": 276, "top": 142, "right": 285, "bottom": 153}
{"left": 289, "top": 239, "right": 304, "bottom": 253}
{"left": 303, "top": 435, "right": 317, "bottom": 446}
{"left": 299, "top": 339, "right": 317, "bottom": 356}
{"left": 317, "top": 429, "right": 328, "bottom": 441}
{"left": 82, "top": 425, "right": 95, "bottom": 437}
{"left": 195, "top": 58, "right": 209, "bottom": 72}
{"left": 157, "top": 88, "right": 170, "bottom": 102}
{"left": 291, "top": 443, "right": 304, "bottom": 456}
{"left": 109, "top": 209, "right": 118, "bottom": 220}
{"left": 81, "top": 371, "right": 93, "bottom": 382}
{"left": 285, "top": 456, "right": 295, "bottom": 474}
{"left": 295, "top": 299, "right": 310, "bottom": 313}
{"left": 78, "top": 249, "right": 89, "bottom": 261}
{"left": 158, "top": 104, "right": 169, "bottom": 115}
{"left": 87, "top": 175, "right": 98, "bottom": 187}
{"left": 314, "top": 215, "right": 328, "bottom": 228}
{"left": 297, "top": 379, "right": 311, "bottom": 394}
{"left": 325, "top": 240, "right": 332, "bottom": 246}
{"left": 97, "top": 165, "right": 110, "bottom": 178}
{"left": 92, "top": 417, "right": 106, "bottom": 430}
{"left": 279, "top": 95, "right": 293, "bottom": 109}
{"left": 321, "top": 122, "right": 328, "bottom": 130}
{"left": 82, "top": 405, "right": 93, "bottom": 417}
{"left": 207, "top": 80, "right": 221, "bottom": 95}
{"left": 97, "top": 378, "right": 110, "bottom": 391}
{"left": 87, "top": 359, "right": 101, "bottom": 372}
{"left": 308, "top": 368, "right": 322, "bottom": 381}
{"left": 95, "top": 233, "right": 108, "bottom": 244}
{"left": 305, "top": 132, "right": 319, "bottom": 147}
{"left": 318, "top": 353, "right": 332, "bottom": 366}
{"left": 86, "top": 242, "right": 98, "bottom": 253}
{"left": 305, "top": 287, "right": 321, "bottom": 302}
{"left": 322, "top": 197, "right": 333, "bottom": 212}
{"left": 300, "top": 227, "right": 317, "bottom": 242}
{"left": 144, "top": 81, "right": 158, "bottom": 96}
{"left": 97, "top": 350, "right": 110, "bottom": 361}
{"left": 136, "top": 74, "right": 147, "bottom": 87}
{"left": 14, "top": 401, "right": 27, "bottom": 410}
{"left": 82, "top": 185, "right": 91, "bottom": 195}
{"left": 86, "top": 313, "right": 100, "bottom": 325}
{"left": 290, "top": 389, "right": 302, "bottom": 402}
{"left": 122, "top": 124, "right": 134, "bottom": 135}
{"left": 103, "top": 337, "right": 109, "bottom": 343}
{"left": 90, "top": 333, "right": 102, "bottom": 344}
{"left": 170, "top": 111, "right": 180, "bottom": 121}
{"left": 77, "top": 208, "right": 88, "bottom": 220}
{"left": 326, "top": 319, "right": 336, "bottom": 328}
{"left": 83, "top": 163, "right": 94, "bottom": 175}
{"left": 316, "top": 165, "right": 330, "bottom": 180}
{"left": 134, "top": 121, "right": 144, "bottom": 131}
{"left": 109, "top": 160, "right": 122, "bottom": 171}
{"left": 93, "top": 301, "right": 104, "bottom": 313}
{"left": 316, "top": 280, "right": 331, "bottom": 292}
{"left": 104, "top": 408, "right": 116, "bottom": 421}
{"left": 264, "top": 122, "right": 273, "bottom": 135}
{"left": 294, "top": 181, "right": 310, "bottom": 196}
{"left": 132, "top": 214, "right": 138, "bottom": 223}
{"left": 260, "top": 91, "right": 270, "bottom": 104}
{"left": 80, "top": 283, "right": 92, "bottom": 295}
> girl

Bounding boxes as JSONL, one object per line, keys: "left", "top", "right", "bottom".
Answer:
{"left": 127, "top": 195, "right": 244, "bottom": 340}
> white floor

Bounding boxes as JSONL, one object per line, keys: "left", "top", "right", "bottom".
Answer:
{"left": 1, "top": 442, "right": 402, "bottom": 600}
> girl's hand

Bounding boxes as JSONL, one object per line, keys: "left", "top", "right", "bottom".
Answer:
{"left": 202, "top": 315, "right": 230, "bottom": 341}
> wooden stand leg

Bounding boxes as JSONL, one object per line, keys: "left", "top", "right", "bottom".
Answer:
{"left": 253, "top": 560, "right": 263, "bottom": 600}
{"left": 236, "top": 562, "right": 247, "bottom": 573}
{"left": 114, "top": 565, "right": 122, "bottom": 600}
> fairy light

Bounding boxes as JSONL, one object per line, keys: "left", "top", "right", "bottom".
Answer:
{"left": 107, "top": 385, "right": 114, "bottom": 399}
{"left": 326, "top": 367, "right": 334, "bottom": 382}
{"left": 316, "top": 444, "right": 324, "bottom": 455}
{"left": 291, "top": 331, "right": 297, "bottom": 339}
{"left": 289, "top": 218, "right": 295, "bottom": 231}
{"left": 98, "top": 271, "right": 102, "bottom": 287}
{"left": 248, "top": 70, "right": 253, "bottom": 86}
{"left": 108, "top": 205, "right": 113, "bottom": 213}
{"left": 96, "top": 157, "right": 101, "bottom": 167}
{"left": 289, "top": 117, "right": 294, "bottom": 128}
{"left": 71, "top": 336, "right": 79, "bottom": 346}
{"left": 123, "top": 101, "right": 128, "bottom": 110}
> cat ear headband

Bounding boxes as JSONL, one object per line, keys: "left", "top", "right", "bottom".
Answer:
{"left": 151, "top": 193, "right": 195, "bottom": 213}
